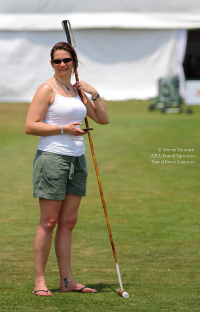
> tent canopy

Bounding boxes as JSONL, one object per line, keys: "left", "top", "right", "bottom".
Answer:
{"left": 1, "top": 0, "right": 200, "bottom": 30}
{"left": 0, "top": 1, "right": 199, "bottom": 102}
{"left": 1, "top": 0, "right": 200, "bottom": 14}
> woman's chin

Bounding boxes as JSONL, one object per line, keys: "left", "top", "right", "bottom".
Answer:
{"left": 58, "top": 69, "right": 68, "bottom": 75}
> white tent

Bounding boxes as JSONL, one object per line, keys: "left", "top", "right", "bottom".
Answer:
{"left": 0, "top": 0, "right": 200, "bottom": 102}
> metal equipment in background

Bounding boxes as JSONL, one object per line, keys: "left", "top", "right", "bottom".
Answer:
{"left": 149, "top": 75, "right": 183, "bottom": 113}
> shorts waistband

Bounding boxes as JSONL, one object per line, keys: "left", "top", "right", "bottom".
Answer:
{"left": 37, "top": 149, "right": 84, "bottom": 159}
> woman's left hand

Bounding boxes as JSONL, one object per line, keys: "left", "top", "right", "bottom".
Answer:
{"left": 74, "top": 81, "right": 109, "bottom": 125}
{"left": 73, "top": 81, "right": 98, "bottom": 98}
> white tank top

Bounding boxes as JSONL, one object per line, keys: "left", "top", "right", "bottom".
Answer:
{"left": 38, "top": 82, "right": 87, "bottom": 156}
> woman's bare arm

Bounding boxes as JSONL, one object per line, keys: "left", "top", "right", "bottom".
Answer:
{"left": 25, "top": 83, "right": 86, "bottom": 137}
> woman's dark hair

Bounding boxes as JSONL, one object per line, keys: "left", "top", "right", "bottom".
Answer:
{"left": 50, "top": 42, "right": 78, "bottom": 71}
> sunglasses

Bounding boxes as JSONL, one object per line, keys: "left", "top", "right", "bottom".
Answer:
{"left": 52, "top": 58, "right": 73, "bottom": 64}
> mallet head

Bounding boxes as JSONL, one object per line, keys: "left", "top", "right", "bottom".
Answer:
{"left": 117, "top": 289, "right": 129, "bottom": 298}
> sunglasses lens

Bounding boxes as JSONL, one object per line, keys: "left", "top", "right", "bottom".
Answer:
{"left": 53, "top": 59, "right": 61, "bottom": 64}
{"left": 63, "top": 58, "right": 73, "bottom": 63}
{"left": 53, "top": 58, "right": 73, "bottom": 64}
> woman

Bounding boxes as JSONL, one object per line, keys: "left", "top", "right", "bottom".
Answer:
{"left": 25, "top": 42, "right": 109, "bottom": 296}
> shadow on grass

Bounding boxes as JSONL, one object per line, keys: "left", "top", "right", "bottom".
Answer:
{"left": 50, "top": 283, "right": 129, "bottom": 294}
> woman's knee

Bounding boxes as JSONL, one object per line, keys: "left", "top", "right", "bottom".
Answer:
{"left": 40, "top": 216, "right": 58, "bottom": 231}
{"left": 39, "top": 199, "right": 61, "bottom": 232}
{"left": 58, "top": 214, "right": 78, "bottom": 231}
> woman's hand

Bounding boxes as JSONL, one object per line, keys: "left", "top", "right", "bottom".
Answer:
{"left": 73, "top": 81, "right": 109, "bottom": 125}
{"left": 64, "top": 122, "right": 87, "bottom": 136}
{"left": 73, "top": 81, "right": 98, "bottom": 98}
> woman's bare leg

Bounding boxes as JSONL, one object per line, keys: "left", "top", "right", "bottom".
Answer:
{"left": 55, "top": 193, "right": 97, "bottom": 293}
{"left": 34, "top": 198, "right": 62, "bottom": 296}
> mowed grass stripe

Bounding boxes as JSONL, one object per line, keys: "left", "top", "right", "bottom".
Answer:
{"left": 0, "top": 101, "right": 200, "bottom": 312}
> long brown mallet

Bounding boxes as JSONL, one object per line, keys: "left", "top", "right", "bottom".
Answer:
{"left": 61, "top": 20, "right": 129, "bottom": 299}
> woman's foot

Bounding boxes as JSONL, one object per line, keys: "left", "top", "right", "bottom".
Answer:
{"left": 59, "top": 278, "right": 97, "bottom": 293}
{"left": 33, "top": 279, "right": 52, "bottom": 296}
{"left": 32, "top": 289, "right": 52, "bottom": 296}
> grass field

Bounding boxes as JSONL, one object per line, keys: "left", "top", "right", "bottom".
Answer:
{"left": 0, "top": 101, "right": 200, "bottom": 312}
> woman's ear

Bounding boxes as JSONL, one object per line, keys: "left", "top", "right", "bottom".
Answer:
{"left": 50, "top": 60, "right": 54, "bottom": 68}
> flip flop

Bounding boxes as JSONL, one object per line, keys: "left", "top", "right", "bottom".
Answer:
{"left": 31, "top": 289, "right": 52, "bottom": 296}
{"left": 59, "top": 286, "right": 97, "bottom": 293}
{"left": 76, "top": 286, "right": 97, "bottom": 293}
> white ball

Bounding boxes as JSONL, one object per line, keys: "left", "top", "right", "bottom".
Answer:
{"left": 122, "top": 292, "right": 129, "bottom": 298}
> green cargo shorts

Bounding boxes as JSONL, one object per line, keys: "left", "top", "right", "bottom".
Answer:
{"left": 32, "top": 150, "right": 88, "bottom": 200}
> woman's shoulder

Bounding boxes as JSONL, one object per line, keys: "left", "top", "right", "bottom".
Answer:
{"left": 33, "top": 79, "right": 55, "bottom": 105}
{"left": 39, "top": 79, "right": 54, "bottom": 91}
{"left": 36, "top": 80, "right": 55, "bottom": 96}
